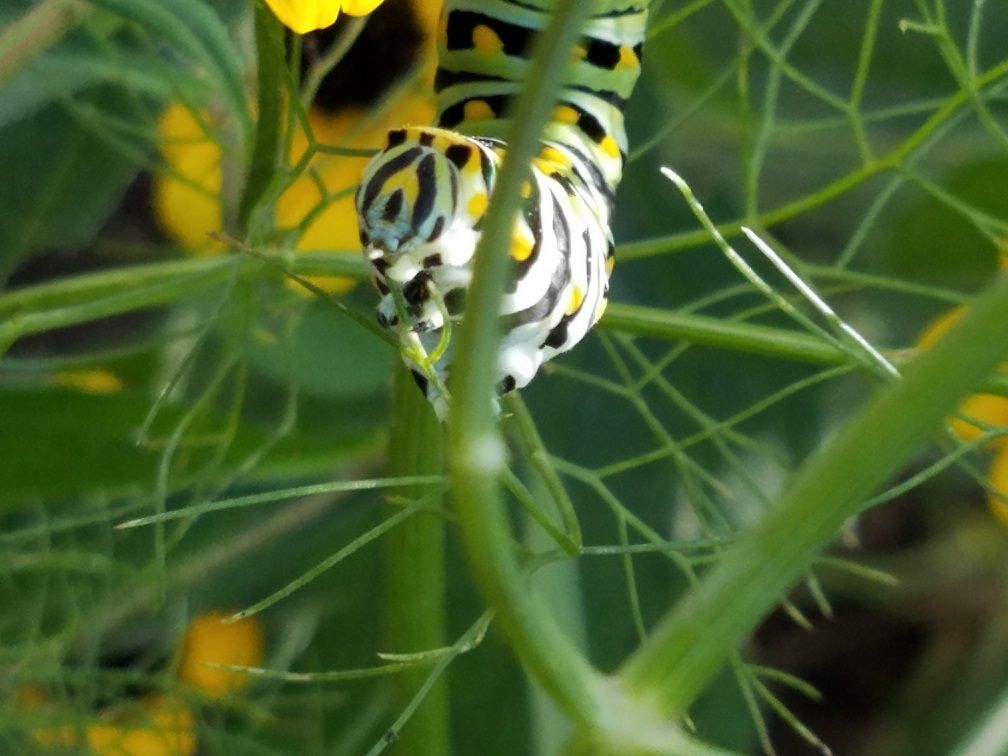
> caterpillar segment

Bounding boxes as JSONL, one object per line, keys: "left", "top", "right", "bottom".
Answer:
{"left": 355, "top": 1, "right": 648, "bottom": 419}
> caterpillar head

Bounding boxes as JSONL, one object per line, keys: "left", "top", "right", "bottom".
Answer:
{"left": 357, "top": 128, "right": 457, "bottom": 256}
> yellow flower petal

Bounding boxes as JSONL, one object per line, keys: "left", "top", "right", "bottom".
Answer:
{"left": 340, "top": 0, "right": 384, "bottom": 15}
{"left": 52, "top": 369, "right": 125, "bottom": 394}
{"left": 264, "top": 0, "right": 340, "bottom": 34}
{"left": 948, "top": 393, "right": 1008, "bottom": 447}
{"left": 154, "top": 4, "right": 436, "bottom": 285}
{"left": 263, "top": 0, "right": 385, "bottom": 33}
{"left": 18, "top": 685, "right": 80, "bottom": 749}
{"left": 178, "top": 612, "right": 264, "bottom": 698}
{"left": 916, "top": 305, "right": 1008, "bottom": 447}
{"left": 914, "top": 305, "right": 968, "bottom": 351}
{"left": 154, "top": 103, "right": 225, "bottom": 255}
{"left": 86, "top": 695, "right": 196, "bottom": 756}
{"left": 278, "top": 94, "right": 436, "bottom": 295}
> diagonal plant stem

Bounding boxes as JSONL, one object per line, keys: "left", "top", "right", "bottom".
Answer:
{"left": 618, "top": 272, "right": 1008, "bottom": 717}
{"left": 0, "top": 0, "right": 91, "bottom": 86}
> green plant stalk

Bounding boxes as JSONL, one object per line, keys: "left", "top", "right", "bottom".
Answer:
{"left": 238, "top": 3, "right": 284, "bottom": 234}
{"left": 618, "top": 272, "right": 1008, "bottom": 717}
{"left": 0, "top": 0, "right": 90, "bottom": 87}
{"left": 384, "top": 363, "right": 450, "bottom": 754}
{"left": 601, "top": 303, "right": 847, "bottom": 365}
{"left": 444, "top": 0, "right": 613, "bottom": 731}
{"left": 503, "top": 394, "right": 582, "bottom": 552}
{"left": 0, "top": 257, "right": 240, "bottom": 356}
{"left": 6, "top": 254, "right": 1008, "bottom": 399}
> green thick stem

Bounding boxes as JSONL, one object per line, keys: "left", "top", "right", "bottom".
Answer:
{"left": 618, "top": 273, "right": 1008, "bottom": 716}
{"left": 239, "top": 3, "right": 284, "bottom": 234}
{"left": 445, "top": 0, "right": 606, "bottom": 729}
{"left": 384, "top": 363, "right": 449, "bottom": 753}
{"left": 601, "top": 303, "right": 847, "bottom": 365}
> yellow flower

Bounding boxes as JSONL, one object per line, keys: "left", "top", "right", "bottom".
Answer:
{"left": 916, "top": 305, "right": 1008, "bottom": 447}
{"left": 987, "top": 445, "right": 1008, "bottom": 529}
{"left": 86, "top": 694, "right": 196, "bottom": 756}
{"left": 18, "top": 684, "right": 79, "bottom": 749}
{"left": 154, "top": 1, "right": 438, "bottom": 292}
{"left": 52, "top": 368, "right": 125, "bottom": 394}
{"left": 276, "top": 94, "right": 436, "bottom": 289}
{"left": 948, "top": 392, "right": 1008, "bottom": 447}
{"left": 178, "top": 612, "right": 264, "bottom": 698}
{"left": 914, "top": 304, "right": 968, "bottom": 350}
{"left": 153, "top": 103, "right": 226, "bottom": 256}
{"left": 155, "top": 92, "right": 436, "bottom": 294}
{"left": 265, "top": 0, "right": 385, "bottom": 34}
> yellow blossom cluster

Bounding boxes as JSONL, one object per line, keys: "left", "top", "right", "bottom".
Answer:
{"left": 916, "top": 305, "right": 1008, "bottom": 527}
{"left": 18, "top": 612, "right": 263, "bottom": 755}
{"left": 155, "top": 0, "right": 439, "bottom": 295}
{"left": 155, "top": 93, "right": 435, "bottom": 294}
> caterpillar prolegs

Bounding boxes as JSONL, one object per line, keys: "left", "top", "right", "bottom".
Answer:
{"left": 356, "top": 1, "right": 648, "bottom": 419}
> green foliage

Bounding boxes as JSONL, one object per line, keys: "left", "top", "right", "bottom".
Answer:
{"left": 2, "top": 1, "right": 1008, "bottom": 755}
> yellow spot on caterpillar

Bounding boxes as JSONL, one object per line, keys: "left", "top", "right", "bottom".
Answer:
{"left": 571, "top": 44, "right": 587, "bottom": 60}
{"left": 520, "top": 181, "right": 532, "bottom": 199}
{"left": 382, "top": 169, "right": 420, "bottom": 206}
{"left": 532, "top": 157, "right": 553, "bottom": 175}
{"left": 472, "top": 24, "right": 504, "bottom": 55}
{"left": 511, "top": 229, "right": 534, "bottom": 262}
{"left": 463, "top": 156, "right": 482, "bottom": 177}
{"left": 553, "top": 105, "right": 579, "bottom": 124}
{"left": 540, "top": 146, "right": 570, "bottom": 168}
{"left": 467, "top": 192, "right": 488, "bottom": 218}
{"left": 606, "top": 256, "right": 615, "bottom": 276}
{"left": 566, "top": 287, "right": 584, "bottom": 315}
{"left": 599, "top": 135, "right": 621, "bottom": 158}
{"left": 618, "top": 45, "right": 639, "bottom": 69}
{"left": 430, "top": 133, "right": 452, "bottom": 152}
{"left": 463, "top": 99, "right": 495, "bottom": 122}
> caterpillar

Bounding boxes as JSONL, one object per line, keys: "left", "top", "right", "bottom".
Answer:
{"left": 355, "top": 0, "right": 648, "bottom": 419}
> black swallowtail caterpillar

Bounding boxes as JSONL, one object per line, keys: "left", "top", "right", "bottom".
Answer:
{"left": 356, "top": 0, "right": 648, "bottom": 419}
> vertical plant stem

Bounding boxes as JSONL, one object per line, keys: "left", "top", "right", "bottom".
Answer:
{"left": 442, "top": 0, "right": 646, "bottom": 737}
{"left": 384, "top": 363, "right": 450, "bottom": 753}
{"left": 239, "top": 2, "right": 284, "bottom": 234}
{"left": 618, "top": 273, "right": 1008, "bottom": 717}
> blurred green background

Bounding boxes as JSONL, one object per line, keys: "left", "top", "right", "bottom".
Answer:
{"left": 1, "top": 1, "right": 1007, "bottom": 753}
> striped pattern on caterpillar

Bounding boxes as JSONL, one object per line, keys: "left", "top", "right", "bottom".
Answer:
{"left": 356, "top": 0, "right": 648, "bottom": 419}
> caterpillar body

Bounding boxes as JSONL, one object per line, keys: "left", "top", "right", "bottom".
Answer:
{"left": 356, "top": 0, "right": 648, "bottom": 419}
